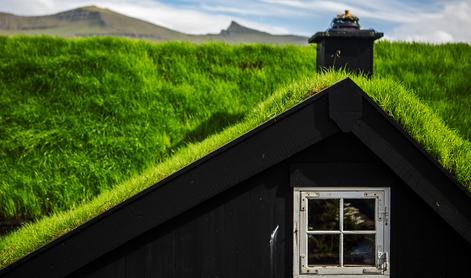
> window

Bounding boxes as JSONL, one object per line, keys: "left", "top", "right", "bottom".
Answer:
{"left": 293, "top": 188, "right": 390, "bottom": 277}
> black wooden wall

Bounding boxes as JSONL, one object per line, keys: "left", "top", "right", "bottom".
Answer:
{"left": 70, "top": 133, "right": 471, "bottom": 278}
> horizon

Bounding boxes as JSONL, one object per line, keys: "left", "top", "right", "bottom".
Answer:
{"left": 0, "top": 0, "right": 470, "bottom": 43}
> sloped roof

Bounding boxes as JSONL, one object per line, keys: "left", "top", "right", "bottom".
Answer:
{"left": 1, "top": 78, "right": 470, "bottom": 277}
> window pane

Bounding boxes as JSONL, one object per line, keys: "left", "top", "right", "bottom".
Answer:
{"left": 308, "top": 199, "right": 339, "bottom": 231}
{"left": 344, "top": 199, "right": 375, "bottom": 230}
{"left": 308, "top": 234, "right": 340, "bottom": 266}
{"left": 344, "top": 234, "right": 375, "bottom": 266}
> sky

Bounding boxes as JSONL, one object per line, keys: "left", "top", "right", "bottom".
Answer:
{"left": 1, "top": 0, "right": 470, "bottom": 43}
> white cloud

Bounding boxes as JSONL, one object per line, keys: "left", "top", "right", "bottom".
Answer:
{"left": 108, "top": 1, "right": 290, "bottom": 34}
{"left": 0, "top": 0, "right": 289, "bottom": 34}
{"left": 1, "top": 0, "right": 288, "bottom": 34}
{"left": 199, "top": 4, "right": 270, "bottom": 16}
{"left": 263, "top": 0, "right": 439, "bottom": 23}
{"left": 1, "top": 0, "right": 470, "bottom": 42}
{"left": 199, "top": 1, "right": 308, "bottom": 17}
{"left": 389, "top": 1, "right": 471, "bottom": 43}
{"left": 264, "top": 0, "right": 471, "bottom": 42}
{"left": 100, "top": 0, "right": 232, "bottom": 34}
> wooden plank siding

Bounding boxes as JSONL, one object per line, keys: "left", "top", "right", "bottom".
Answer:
{"left": 70, "top": 133, "right": 471, "bottom": 278}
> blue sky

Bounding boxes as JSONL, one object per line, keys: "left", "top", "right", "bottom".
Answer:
{"left": 1, "top": 0, "right": 470, "bottom": 42}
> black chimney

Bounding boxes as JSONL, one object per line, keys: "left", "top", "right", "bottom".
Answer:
{"left": 308, "top": 10, "right": 383, "bottom": 77}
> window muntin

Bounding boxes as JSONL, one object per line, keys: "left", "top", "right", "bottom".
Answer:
{"left": 294, "top": 188, "right": 390, "bottom": 277}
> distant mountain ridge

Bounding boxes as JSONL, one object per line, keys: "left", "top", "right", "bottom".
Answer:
{"left": 0, "top": 6, "right": 307, "bottom": 44}
{"left": 221, "top": 21, "right": 269, "bottom": 35}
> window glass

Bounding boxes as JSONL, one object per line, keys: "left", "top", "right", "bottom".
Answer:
{"left": 308, "top": 199, "right": 339, "bottom": 231}
{"left": 308, "top": 234, "right": 340, "bottom": 266}
{"left": 343, "top": 234, "right": 376, "bottom": 266}
{"left": 344, "top": 199, "right": 375, "bottom": 231}
{"left": 295, "top": 188, "right": 389, "bottom": 276}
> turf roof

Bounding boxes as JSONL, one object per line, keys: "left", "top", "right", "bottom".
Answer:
{"left": 0, "top": 71, "right": 470, "bottom": 268}
{"left": 0, "top": 37, "right": 316, "bottom": 220}
{"left": 1, "top": 37, "right": 469, "bottom": 222}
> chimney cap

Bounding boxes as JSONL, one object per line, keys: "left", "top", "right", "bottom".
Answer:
{"left": 332, "top": 10, "right": 360, "bottom": 30}
{"left": 308, "top": 10, "right": 383, "bottom": 43}
{"left": 308, "top": 30, "right": 383, "bottom": 43}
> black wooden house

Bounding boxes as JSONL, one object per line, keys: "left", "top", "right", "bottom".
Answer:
{"left": 1, "top": 78, "right": 470, "bottom": 278}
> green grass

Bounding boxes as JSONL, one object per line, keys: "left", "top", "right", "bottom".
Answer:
{"left": 0, "top": 70, "right": 469, "bottom": 268}
{"left": 0, "top": 36, "right": 315, "bottom": 220}
{"left": 0, "top": 37, "right": 470, "bottom": 267}
{"left": 375, "top": 41, "right": 471, "bottom": 140}
{"left": 1, "top": 37, "right": 470, "bottom": 223}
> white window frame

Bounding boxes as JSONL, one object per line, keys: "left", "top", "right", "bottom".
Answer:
{"left": 293, "top": 187, "right": 390, "bottom": 277}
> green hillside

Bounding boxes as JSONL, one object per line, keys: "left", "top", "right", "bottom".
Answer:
{"left": 0, "top": 36, "right": 469, "bottom": 234}
{"left": 375, "top": 42, "right": 471, "bottom": 140}
{"left": 0, "top": 36, "right": 315, "bottom": 222}
{"left": 0, "top": 6, "right": 186, "bottom": 40}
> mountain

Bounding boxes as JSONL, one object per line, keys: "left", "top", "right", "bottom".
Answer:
{"left": 210, "top": 20, "right": 307, "bottom": 44}
{"left": 222, "top": 21, "right": 265, "bottom": 35}
{"left": 0, "top": 6, "right": 308, "bottom": 44}
{"left": 0, "top": 6, "right": 188, "bottom": 40}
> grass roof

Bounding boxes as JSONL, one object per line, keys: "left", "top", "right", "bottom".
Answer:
{"left": 1, "top": 37, "right": 469, "bottom": 224}
{"left": 0, "top": 70, "right": 470, "bottom": 268}
{"left": 0, "top": 36, "right": 315, "bottom": 220}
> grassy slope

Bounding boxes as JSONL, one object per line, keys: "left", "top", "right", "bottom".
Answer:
{"left": 0, "top": 36, "right": 315, "bottom": 219}
{"left": 1, "top": 38, "right": 470, "bottom": 223}
{"left": 0, "top": 70, "right": 469, "bottom": 268}
{"left": 0, "top": 37, "right": 470, "bottom": 267}
{"left": 375, "top": 41, "right": 471, "bottom": 140}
